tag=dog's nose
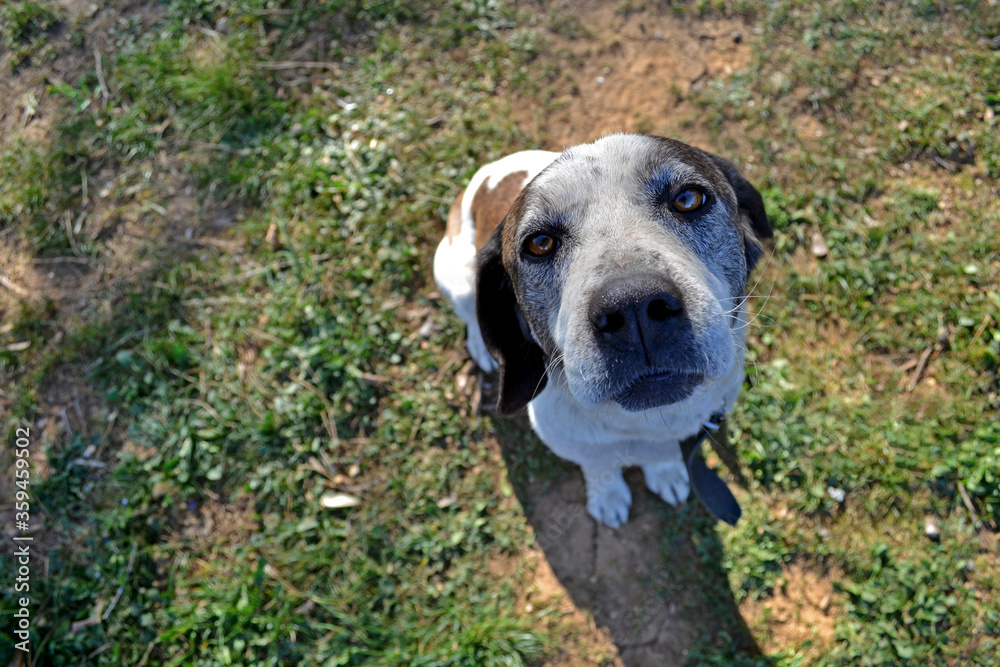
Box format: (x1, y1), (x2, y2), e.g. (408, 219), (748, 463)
(588, 275), (685, 352)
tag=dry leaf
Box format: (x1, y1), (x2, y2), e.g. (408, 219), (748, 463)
(265, 223), (279, 247)
(321, 492), (360, 509)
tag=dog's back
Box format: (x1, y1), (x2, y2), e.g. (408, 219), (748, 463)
(433, 150), (558, 371)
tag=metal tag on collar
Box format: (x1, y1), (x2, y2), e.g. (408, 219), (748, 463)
(681, 413), (741, 526)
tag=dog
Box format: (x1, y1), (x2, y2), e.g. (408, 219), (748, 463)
(433, 134), (771, 527)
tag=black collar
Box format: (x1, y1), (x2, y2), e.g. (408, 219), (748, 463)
(680, 413), (741, 525)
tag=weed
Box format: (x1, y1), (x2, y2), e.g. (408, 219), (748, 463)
(831, 543), (980, 664)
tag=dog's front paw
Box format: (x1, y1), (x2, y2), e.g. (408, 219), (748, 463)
(642, 460), (690, 506)
(584, 471), (632, 528)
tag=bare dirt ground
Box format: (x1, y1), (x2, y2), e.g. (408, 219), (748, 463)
(512, 0), (751, 152)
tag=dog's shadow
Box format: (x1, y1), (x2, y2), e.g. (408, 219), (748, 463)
(493, 414), (769, 666)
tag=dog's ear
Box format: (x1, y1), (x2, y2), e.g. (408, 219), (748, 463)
(476, 223), (548, 415)
(707, 154), (772, 273)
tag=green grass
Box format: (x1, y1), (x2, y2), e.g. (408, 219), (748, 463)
(688, 0), (1000, 662)
(0, 0), (60, 70)
(2, 2), (545, 664)
(1, 0), (998, 665)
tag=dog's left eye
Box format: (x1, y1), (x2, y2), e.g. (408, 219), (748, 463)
(524, 233), (560, 258)
(672, 187), (706, 213)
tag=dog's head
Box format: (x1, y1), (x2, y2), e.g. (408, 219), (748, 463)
(476, 134), (772, 415)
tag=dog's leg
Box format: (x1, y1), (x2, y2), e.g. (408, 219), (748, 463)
(451, 276), (497, 372)
(433, 239), (497, 372)
(642, 460), (690, 506)
(581, 465), (632, 528)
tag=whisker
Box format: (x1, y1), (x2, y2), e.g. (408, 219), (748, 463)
(738, 286), (776, 332)
(533, 350), (572, 399)
(723, 244), (778, 320)
(731, 279), (776, 332)
(722, 278), (775, 318)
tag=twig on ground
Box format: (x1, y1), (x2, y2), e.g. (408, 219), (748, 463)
(94, 48), (109, 106)
(219, 254), (331, 285)
(102, 543), (137, 621)
(957, 482), (980, 528)
(253, 61), (340, 70)
(0, 272), (29, 298)
(32, 256), (92, 265)
(61, 406), (73, 437)
(907, 327), (951, 392)
(971, 314), (993, 345)
(907, 346), (934, 392)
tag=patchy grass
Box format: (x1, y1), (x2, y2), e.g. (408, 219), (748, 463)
(0, 0), (61, 70)
(2, 1), (546, 664)
(687, 0), (1000, 663)
(0, 0), (998, 665)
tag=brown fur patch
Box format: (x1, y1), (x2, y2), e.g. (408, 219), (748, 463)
(499, 187), (531, 268)
(445, 188), (465, 245)
(472, 170), (529, 250)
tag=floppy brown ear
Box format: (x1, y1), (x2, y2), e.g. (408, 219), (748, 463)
(707, 154), (772, 273)
(475, 223), (548, 415)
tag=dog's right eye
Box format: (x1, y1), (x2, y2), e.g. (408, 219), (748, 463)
(672, 187), (706, 213)
(524, 233), (560, 258)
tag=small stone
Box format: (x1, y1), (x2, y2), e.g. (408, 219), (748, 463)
(436, 494), (457, 509)
(924, 515), (940, 541)
(811, 230), (829, 258)
(418, 318), (436, 338)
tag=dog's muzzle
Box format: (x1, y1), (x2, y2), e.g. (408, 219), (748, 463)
(588, 274), (703, 410)
(614, 369), (705, 411)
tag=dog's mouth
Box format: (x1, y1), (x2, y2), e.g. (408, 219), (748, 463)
(613, 369), (705, 411)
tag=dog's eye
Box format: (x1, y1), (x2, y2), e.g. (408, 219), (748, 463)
(524, 233), (560, 258)
(672, 187), (706, 213)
